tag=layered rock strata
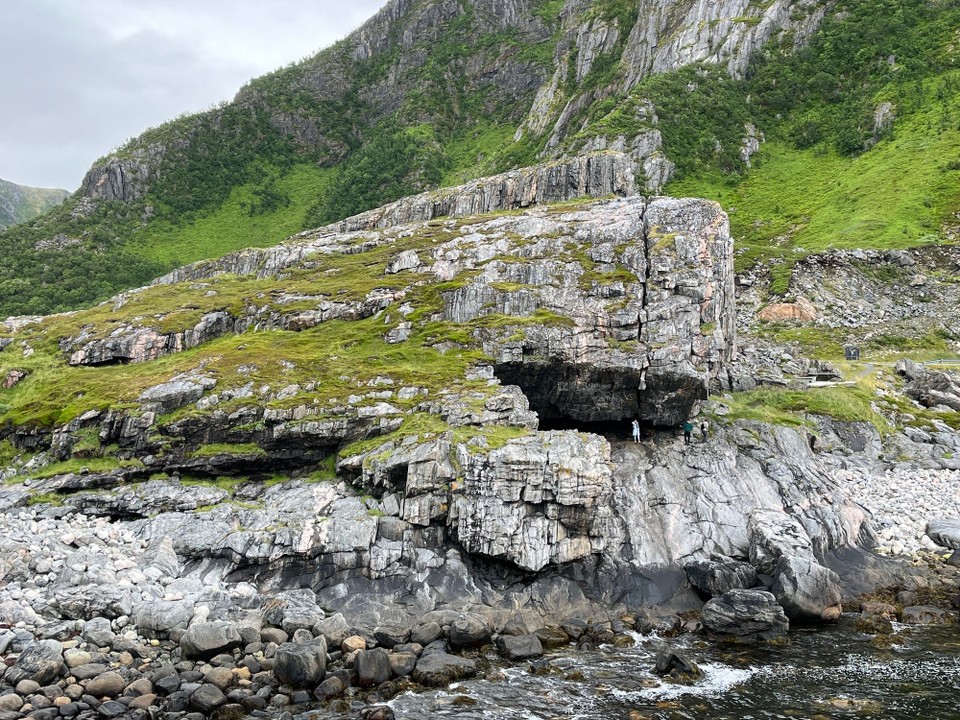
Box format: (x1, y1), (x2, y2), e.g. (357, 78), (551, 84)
(0, 190), (924, 719)
(58, 193), (733, 428)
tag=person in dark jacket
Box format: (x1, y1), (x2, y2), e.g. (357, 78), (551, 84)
(683, 419), (693, 445)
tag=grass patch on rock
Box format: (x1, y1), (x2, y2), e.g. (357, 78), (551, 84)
(724, 384), (890, 432)
(24, 457), (142, 481)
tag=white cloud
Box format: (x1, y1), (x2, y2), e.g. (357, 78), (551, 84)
(0, 0), (388, 190)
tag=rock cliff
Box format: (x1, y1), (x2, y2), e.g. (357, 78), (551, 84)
(79, 0), (828, 204)
(62, 188), (732, 427)
(3, 183), (942, 720)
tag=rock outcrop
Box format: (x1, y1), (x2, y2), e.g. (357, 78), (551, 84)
(62, 193), (733, 429)
(700, 589), (789, 643)
(79, 144), (167, 204)
(317, 152), (637, 235)
(0, 186), (927, 720)
(897, 360), (960, 412)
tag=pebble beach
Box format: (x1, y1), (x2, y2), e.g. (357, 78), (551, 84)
(835, 466), (960, 555)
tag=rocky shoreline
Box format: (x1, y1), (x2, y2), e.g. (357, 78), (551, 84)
(1, 185), (959, 718)
(1, 440), (959, 720)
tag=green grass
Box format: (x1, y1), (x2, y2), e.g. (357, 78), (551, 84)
(180, 476), (243, 491)
(671, 141), (958, 293)
(0, 440), (17, 466)
(136, 164), (335, 267)
(670, 76), (960, 294)
(724, 383), (890, 432)
(439, 123), (519, 187)
(26, 492), (64, 507)
(307, 455), (338, 482)
(339, 411), (531, 462)
(756, 324), (849, 360)
(865, 329), (954, 356)
(23, 457), (141, 481)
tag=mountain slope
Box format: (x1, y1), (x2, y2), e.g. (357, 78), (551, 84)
(0, 178), (69, 230)
(2, 0), (960, 318)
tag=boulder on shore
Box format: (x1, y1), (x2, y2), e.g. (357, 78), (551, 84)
(273, 638), (328, 688)
(179, 622), (243, 660)
(684, 556), (759, 597)
(926, 519), (960, 550)
(700, 589), (789, 643)
(495, 634), (544, 660)
(411, 653), (477, 686)
(772, 556), (843, 621)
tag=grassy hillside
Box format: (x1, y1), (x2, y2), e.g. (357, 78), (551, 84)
(2, 0), (960, 318)
(664, 0), (960, 294)
(0, 179), (69, 230)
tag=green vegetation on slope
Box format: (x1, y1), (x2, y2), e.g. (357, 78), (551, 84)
(662, 0), (960, 293)
(723, 383), (891, 433)
(0, 214), (587, 430)
(0, 179), (69, 230)
(138, 164), (334, 267)
(671, 114), (960, 293)
(4, 0), (960, 318)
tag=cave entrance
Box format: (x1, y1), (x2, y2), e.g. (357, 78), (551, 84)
(494, 360), (644, 439)
(495, 359), (705, 435)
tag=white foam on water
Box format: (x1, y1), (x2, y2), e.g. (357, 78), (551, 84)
(607, 662), (757, 702)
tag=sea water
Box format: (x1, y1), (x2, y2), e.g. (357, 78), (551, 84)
(369, 619), (960, 720)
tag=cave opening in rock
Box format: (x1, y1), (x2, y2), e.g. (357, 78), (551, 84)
(495, 358), (704, 435)
(494, 360), (645, 438)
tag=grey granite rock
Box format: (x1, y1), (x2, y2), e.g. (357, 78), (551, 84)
(411, 652), (477, 686)
(700, 589), (789, 643)
(926, 519), (960, 550)
(179, 622), (242, 660)
(495, 634), (543, 660)
(273, 638), (328, 688)
(684, 557), (758, 598)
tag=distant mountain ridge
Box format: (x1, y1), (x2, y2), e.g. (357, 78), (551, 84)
(2, 0), (959, 316)
(0, 178), (69, 230)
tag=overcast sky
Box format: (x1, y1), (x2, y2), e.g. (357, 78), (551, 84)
(0, 0), (389, 191)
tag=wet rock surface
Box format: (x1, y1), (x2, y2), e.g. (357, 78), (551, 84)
(700, 589), (790, 643)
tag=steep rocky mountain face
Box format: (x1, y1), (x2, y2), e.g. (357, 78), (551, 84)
(0, 0), (848, 317)
(0, 178), (69, 230)
(79, 0), (829, 207)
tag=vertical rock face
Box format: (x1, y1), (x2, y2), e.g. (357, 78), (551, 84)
(515, 0), (828, 188)
(641, 197), (735, 424)
(319, 152), (638, 234)
(450, 432), (614, 571)
(484, 195), (733, 427)
(621, 0), (829, 89)
(78, 141), (170, 203)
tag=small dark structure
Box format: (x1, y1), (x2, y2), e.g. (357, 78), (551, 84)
(844, 345), (861, 361)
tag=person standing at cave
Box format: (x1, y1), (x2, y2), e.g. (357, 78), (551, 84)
(683, 419), (693, 445)
(700, 418), (709, 442)
(631, 418), (640, 443)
